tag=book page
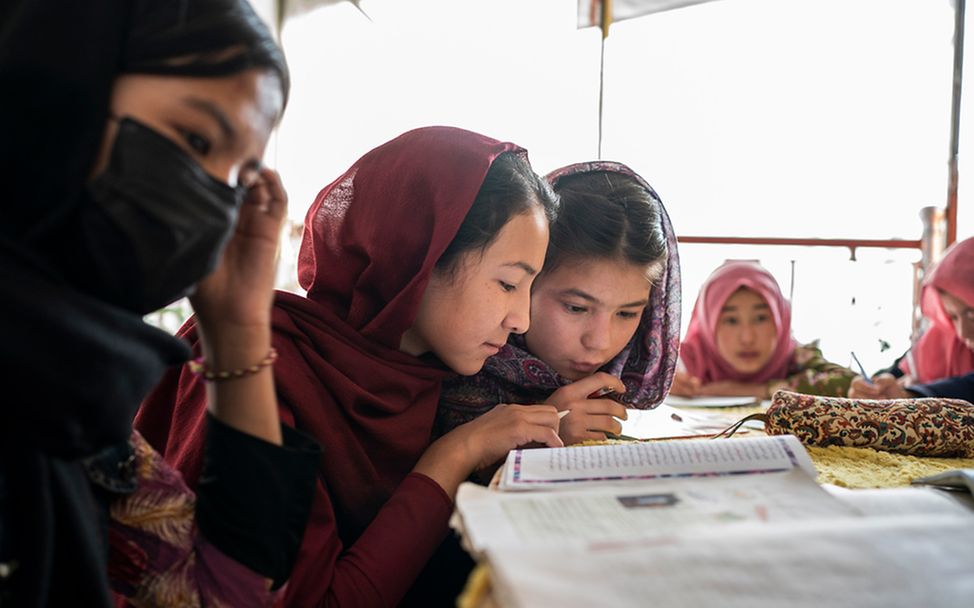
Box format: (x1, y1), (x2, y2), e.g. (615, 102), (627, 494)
(911, 468), (974, 495)
(486, 514), (974, 608)
(620, 404), (763, 439)
(664, 395), (759, 408)
(824, 484), (974, 517)
(456, 470), (856, 553)
(500, 435), (814, 491)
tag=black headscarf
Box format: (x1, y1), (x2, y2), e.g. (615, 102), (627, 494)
(0, 1), (287, 605)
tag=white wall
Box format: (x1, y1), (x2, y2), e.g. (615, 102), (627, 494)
(267, 0), (964, 372)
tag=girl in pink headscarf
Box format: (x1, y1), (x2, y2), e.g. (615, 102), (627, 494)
(671, 261), (856, 399)
(849, 237), (974, 401)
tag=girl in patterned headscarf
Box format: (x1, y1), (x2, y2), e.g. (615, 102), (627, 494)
(439, 161), (681, 445)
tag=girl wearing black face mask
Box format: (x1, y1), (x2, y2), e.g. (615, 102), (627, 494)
(0, 1), (320, 605)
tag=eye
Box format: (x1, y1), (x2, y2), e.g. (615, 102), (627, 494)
(499, 281), (517, 293)
(754, 313), (771, 324)
(563, 303), (587, 314)
(184, 131), (212, 156)
(617, 311), (640, 320)
(722, 317), (739, 326)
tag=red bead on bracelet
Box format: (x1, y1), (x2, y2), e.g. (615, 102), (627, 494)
(187, 347), (278, 382)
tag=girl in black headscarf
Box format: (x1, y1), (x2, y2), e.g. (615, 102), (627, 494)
(0, 1), (319, 605)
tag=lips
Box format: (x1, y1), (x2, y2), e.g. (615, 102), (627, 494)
(483, 342), (504, 354)
(736, 351), (760, 360)
(570, 361), (601, 374)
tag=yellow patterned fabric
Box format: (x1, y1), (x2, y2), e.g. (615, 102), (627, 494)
(808, 445), (974, 488)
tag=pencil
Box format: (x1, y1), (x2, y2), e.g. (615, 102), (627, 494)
(850, 351), (873, 385)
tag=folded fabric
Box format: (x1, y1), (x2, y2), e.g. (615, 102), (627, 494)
(764, 390), (974, 458)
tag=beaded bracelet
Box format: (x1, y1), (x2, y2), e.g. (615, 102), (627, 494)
(188, 347), (278, 382)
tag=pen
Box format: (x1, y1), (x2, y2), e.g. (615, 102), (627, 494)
(588, 386), (616, 399)
(850, 351), (873, 385)
(604, 432), (641, 441)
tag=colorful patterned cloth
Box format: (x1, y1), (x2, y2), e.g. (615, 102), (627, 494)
(109, 431), (278, 607)
(774, 340), (858, 398)
(765, 390), (974, 458)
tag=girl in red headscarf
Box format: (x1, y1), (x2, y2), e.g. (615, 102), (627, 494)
(849, 237), (974, 401)
(437, 161), (682, 447)
(136, 126), (564, 606)
(671, 261), (856, 399)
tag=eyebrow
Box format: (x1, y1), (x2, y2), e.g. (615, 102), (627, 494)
(183, 96), (237, 142)
(504, 262), (538, 276)
(560, 288), (648, 308)
(721, 302), (770, 313)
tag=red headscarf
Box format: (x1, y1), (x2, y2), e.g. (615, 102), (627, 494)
(135, 126), (523, 601)
(679, 260), (798, 384)
(901, 237), (974, 383)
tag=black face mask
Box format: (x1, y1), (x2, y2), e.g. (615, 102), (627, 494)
(84, 117), (245, 314)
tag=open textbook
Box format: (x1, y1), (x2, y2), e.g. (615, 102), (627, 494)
(453, 436), (974, 607)
(456, 436), (855, 555)
(484, 515), (974, 608)
(498, 434), (814, 490)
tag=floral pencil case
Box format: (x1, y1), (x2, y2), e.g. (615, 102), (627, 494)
(761, 390), (974, 458)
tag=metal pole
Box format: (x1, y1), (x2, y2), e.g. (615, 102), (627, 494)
(947, 0), (965, 246)
(597, 0), (613, 159)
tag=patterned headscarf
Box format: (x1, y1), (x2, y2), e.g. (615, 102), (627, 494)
(437, 161), (681, 434)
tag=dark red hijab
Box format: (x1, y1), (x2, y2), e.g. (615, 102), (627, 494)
(136, 126), (522, 576)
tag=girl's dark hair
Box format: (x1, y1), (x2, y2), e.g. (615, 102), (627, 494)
(436, 152), (559, 279)
(123, 0), (290, 107)
(547, 171), (667, 280)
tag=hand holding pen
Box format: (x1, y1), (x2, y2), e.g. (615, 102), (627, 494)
(546, 372), (628, 445)
(847, 352), (911, 399)
(850, 351), (874, 385)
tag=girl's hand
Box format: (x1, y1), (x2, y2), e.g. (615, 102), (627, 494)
(413, 404), (563, 498)
(547, 372), (628, 445)
(669, 371), (701, 397)
(187, 169), (288, 446)
(847, 373), (909, 399)
(191, 167), (287, 336)
(697, 380), (768, 400)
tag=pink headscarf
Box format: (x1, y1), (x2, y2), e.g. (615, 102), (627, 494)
(901, 237), (974, 383)
(679, 260), (798, 384)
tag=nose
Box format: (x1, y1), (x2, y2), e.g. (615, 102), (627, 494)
(581, 314), (612, 352)
(503, 290), (532, 335)
(739, 323), (756, 345)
